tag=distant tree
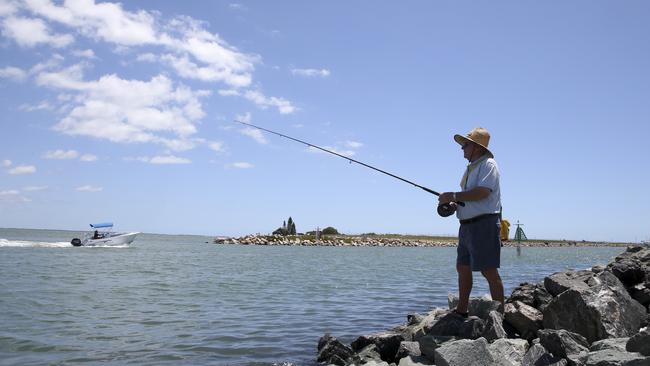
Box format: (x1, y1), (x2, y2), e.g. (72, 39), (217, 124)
(273, 227), (288, 236)
(322, 227), (339, 235)
(287, 217), (296, 235)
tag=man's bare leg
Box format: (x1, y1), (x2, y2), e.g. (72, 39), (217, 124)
(456, 263), (473, 314)
(481, 267), (504, 310)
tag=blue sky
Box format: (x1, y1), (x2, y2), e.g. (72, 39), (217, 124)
(1, 1), (649, 242)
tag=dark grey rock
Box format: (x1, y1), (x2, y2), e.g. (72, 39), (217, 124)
(592, 265), (606, 274)
(426, 312), (465, 337)
(586, 348), (650, 366)
(488, 338), (529, 366)
(509, 282), (554, 312)
(416, 335), (439, 362)
(608, 259), (646, 287)
(434, 337), (495, 366)
(317, 334), (354, 366)
(351, 332), (404, 363)
(538, 329), (589, 366)
(354, 343), (383, 364)
(522, 343), (567, 366)
(407, 313), (425, 326)
(482, 310), (508, 342)
(504, 300), (543, 340)
(458, 317), (486, 340)
(448, 294), (502, 319)
(590, 338), (629, 353)
(544, 270), (593, 296)
(543, 271), (646, 343)
(397, 355), (433, 366)
(627, 329), (650, 356)
(395, 341), (421, 360)
(630, 283), (650, 307)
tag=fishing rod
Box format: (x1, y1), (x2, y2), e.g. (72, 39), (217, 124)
(234, 120), (464, 213)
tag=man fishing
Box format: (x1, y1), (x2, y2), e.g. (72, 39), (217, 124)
(438, 127), (504, 317)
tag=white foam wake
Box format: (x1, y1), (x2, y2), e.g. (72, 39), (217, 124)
(0, 239), (129, 248)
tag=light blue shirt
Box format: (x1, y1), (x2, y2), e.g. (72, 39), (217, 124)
(456, 155), (501, 220)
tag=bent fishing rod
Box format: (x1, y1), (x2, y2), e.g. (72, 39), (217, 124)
(234, 120), (464, 209)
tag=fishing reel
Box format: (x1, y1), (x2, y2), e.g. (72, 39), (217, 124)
(437, 202), (457, 217)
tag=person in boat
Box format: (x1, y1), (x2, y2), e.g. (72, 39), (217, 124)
(93, 230), (100, 239)
(438, 127), (504, 317)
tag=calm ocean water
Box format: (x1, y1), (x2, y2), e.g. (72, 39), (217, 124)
(0, 228), (623, 365)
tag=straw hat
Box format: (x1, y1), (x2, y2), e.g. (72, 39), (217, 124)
(454, 127), (493, 158)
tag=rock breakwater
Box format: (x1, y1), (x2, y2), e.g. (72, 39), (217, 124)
(214, 234), (631, 248)
(317, 246), (650, 366)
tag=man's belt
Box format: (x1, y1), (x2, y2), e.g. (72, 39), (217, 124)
(459, 213), (499, 225)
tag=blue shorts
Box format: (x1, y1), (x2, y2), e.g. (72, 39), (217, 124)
(457, 214), (501, 271)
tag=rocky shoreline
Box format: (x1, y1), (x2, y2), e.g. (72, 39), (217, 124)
(214, 234), (633, 248)
(316, 246), (650, 366)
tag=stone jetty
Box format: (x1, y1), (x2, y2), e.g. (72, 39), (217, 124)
(214, 234), (631, 248)
(317, 246), (650, 366)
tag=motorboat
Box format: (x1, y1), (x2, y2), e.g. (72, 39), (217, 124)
(71, 222), (139, 247)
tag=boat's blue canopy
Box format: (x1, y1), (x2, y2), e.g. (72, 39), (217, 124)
(90, 222), (113, 229)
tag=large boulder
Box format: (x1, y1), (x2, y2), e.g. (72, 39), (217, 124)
(482, 310), (508, 342)
(488, 338), (530, 366)
(317, 334), (355, 366)
(434, 337), (496, 366)
(458, 317), (486, 340)
(509, 282), (554, 311)
(585, 349), (649, 366)
(626, 329), (650, 356)
(351, 332), (404, 363)
(426, 312), (465, 337)
(538, 329), (589, 366)
(395, 341), (422, 360)
(543, 271), (646, 343)
(448, 294), (501, 319)
(544, 270), (594, 296)
(521, 343), (567, 366)
(397, 355), (433, 366)
(504, 300), (543, 340)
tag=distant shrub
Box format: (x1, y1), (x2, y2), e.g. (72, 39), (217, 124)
(322, 227), (339, 235)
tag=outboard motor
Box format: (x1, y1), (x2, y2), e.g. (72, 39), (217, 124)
(71, 238), (82, 247)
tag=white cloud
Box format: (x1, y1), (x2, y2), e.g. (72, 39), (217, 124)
(291, 68), (330, 78)
(37, 66), (208, 150)
(209, 141), (225, 153)
(132, 155), (191, 164)
(8, 165), (36, 175)
(136, 52), (157, 62)
(19, 101), (54, 111)
(230, 162), (253, 169)
(240, 127), (268, 144)
(2, 159), (12, 167)
(76, 185), (103, 192)
(72, 49), (96, 58)
(43, 149), (79, 159)
(0, 66), (27, 81)
(0, 190), (31, 203)
(307, 146), (355, 157)
(0, 1), (18, 17)
(23, 185), (48, 191)
(79, 154), (97, 162)
(1, 16), (73, 48)
(229, 3), (247, 11)
(345, 140), (363, 149)
(243, 90), (296, 114)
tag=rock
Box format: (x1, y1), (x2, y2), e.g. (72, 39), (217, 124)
(592, 265), (606, 274)
(590, 338), (629, 353)
(317, 334), (355, 366)
(395, 341), (421, 360)
(407, 313), (425, 326)
(504, 300), (543, 340)
(608, 259), (646, 286)
(426, 312), (465, 337)
(508, 282), (553, 311)
(397, 355), (433, 366)
(351, 332), (404, 363)
(458, 317), (486, 340)
(630, 282), (650, 307)
(353, 343), (383, 364)
(544, 270), (593, 296)
(482, 310), (508, 342)
(358, 361), (390, 366)
(522, 343), (567, 366)
(488, 338), (530, 366)
(416, 335), (454, 362)
(434, 337), (496, 366)
(585, 348), (649, 366)
(448, 294), (502, 319)
(538, 329), (589, 366)
(627, 329), (650, 356)
(543, 271), (646, 343)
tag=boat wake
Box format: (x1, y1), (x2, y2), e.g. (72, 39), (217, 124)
(0, 239), (129, 248)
